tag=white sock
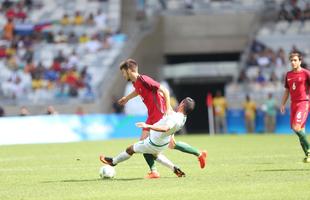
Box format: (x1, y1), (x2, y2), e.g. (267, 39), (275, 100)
(113, 151), (131, 165)
(155, 154), (174, 171)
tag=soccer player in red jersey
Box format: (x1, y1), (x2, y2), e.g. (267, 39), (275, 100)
(280, 52), (310, 163)
(104, 58), (207, 178)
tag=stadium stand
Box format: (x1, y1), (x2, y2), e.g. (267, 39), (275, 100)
(225, 0), (310, 108)
(0, 0), (125, 106)
(1, 0), (309, 116)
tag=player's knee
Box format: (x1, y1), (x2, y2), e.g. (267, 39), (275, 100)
(168, 139), (176, 149)
(126, 145), (135, 155)
(292, 124), (302, 132)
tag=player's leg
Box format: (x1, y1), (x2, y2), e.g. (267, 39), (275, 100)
(291, 102), (310, 162)
(221, 116), (227, 133)
(168, 135), (208, 168)
(141, 126), (159, 175)
(154, 154), (185, 177)
(100, 145), (135, 166)
(215, 116), (220, 133)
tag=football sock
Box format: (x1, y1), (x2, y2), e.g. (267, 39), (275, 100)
(174, 141), (200, 156)
(294, 130), (310, 156)
(143, 154), (157, 172)
(113, 151), (131, 165)
(155, 154), (174, 171)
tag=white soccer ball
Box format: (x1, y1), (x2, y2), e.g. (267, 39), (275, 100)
(99, 165), (116, 179)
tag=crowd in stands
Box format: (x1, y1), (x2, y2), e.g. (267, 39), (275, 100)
(237, 0), (310, 88)
(278, 0), (310, 22)
(0, 0), (125, 103)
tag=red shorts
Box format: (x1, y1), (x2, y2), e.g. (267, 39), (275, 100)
(143, 112), (164, 131)
(290, 101), (309, 128)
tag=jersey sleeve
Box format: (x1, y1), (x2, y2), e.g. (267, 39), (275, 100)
(140, 75), (160, 91)
(284, 73), (289, 89)
(305, 69), (310, 84)
(165, 115), (177, 129)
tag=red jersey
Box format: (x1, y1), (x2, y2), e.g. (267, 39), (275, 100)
(285, 68), (310, 103)
(133, 75), (166, 124)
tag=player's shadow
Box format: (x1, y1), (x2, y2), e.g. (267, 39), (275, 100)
(42, 177), (144, 183)
(256, 168), (310, 172)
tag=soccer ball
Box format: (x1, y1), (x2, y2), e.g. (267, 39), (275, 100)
(99, 165), (116, 179)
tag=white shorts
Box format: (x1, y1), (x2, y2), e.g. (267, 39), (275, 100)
(133, 137), (169, 155)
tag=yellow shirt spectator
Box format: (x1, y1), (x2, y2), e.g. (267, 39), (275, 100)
(32, 79), (43, 90)
(213, 96), (227, 117)
(243, 101), (256, 120)
(72, 11), (84, 25)
(60, 14), (70, 26)
(79, 34), (89, 43)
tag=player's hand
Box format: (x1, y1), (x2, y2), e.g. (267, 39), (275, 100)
(118, 96), (128, 105)
(280, 105), (285, 114)
(136, 122), (148, 128)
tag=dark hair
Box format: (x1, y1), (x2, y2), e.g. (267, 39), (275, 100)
(119, 58), (138, 70)
(289, 52), (302, 61)
(183, 97), (195, 115)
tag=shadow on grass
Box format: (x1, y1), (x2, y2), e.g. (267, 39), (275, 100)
(42, 176), (180, 184)
(256, 169), (310, 172)
(42, 177), (144, 183)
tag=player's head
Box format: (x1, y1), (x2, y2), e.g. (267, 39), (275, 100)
(119, 59), (138, 81)
(289, 52), (302, 70)
(178, 97), (195, 115)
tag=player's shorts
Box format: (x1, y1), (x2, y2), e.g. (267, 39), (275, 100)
(133, 137), (169, 154)
(290, 100), (309, 128)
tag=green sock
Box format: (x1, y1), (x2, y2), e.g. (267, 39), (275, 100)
(143, 154), (157, 171)
(174, 141), (200, 156)
(295, 130), (310, 156)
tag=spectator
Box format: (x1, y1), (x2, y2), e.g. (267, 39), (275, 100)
(2, 0), (13, 10)
(262, 93), (277, 133)
(46, 105), (58, 115)
(79, 33), (90, 43)
(55, 50), (66, 63)
(255, 70), (266, 85)
(75, 106), (85, 115)
(60, 14), (70, 26)
(15, 6), (27, 21)
(243, 95), (256, 133)
(184, 0), (194, 9)
(85, 13), (95, 26)
(212, 90), (228, 134)
(3, 18), (15, 41)
(94, 9), (107, 30)
(67, 32), (78, 44)
(304, 3), (310, 20)
(54, 31), (68, 43)
(237, 68), (250, 83)
(72, 11), (84, 25)
(84, 35), (102, 53)
(19, 106), (30, 116)
(112, 96), (124, 113)
(0, 106), (5, 117)
(5, 6), (15, 20)
(251, 39), (265, 53)
(275, 48), (286, 68)
(170, 95), (178, 110)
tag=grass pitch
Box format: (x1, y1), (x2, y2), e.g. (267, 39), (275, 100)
(1, 134), (310, 200)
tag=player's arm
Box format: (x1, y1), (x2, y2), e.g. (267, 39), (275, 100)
(136, 122), (170, 132)
(158, 85), (173, 113)
(280, 89), (289, 114)
(118, 90), (138, 105)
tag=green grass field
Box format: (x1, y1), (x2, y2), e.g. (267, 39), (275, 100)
(1, 134), (310, 200)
